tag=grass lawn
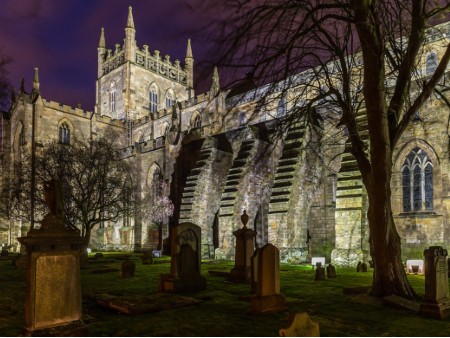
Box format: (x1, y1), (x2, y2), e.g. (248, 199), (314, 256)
(0, 252), (449, 336)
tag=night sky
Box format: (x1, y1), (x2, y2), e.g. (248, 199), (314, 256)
(0, 0), (218, 110)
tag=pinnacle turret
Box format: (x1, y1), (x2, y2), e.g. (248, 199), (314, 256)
(210, 66), (221, 97)
(32, 67), (40, 94)
(186, 38), (193, 60)
(185, 39), (194, 90)
(98, 27), (106, 49)
(126, 6), (135, 29)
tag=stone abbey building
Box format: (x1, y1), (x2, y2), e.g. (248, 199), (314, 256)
(1, 7), (450, 266)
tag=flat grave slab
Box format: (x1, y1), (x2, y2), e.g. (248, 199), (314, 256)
(89, 293), (202, 315)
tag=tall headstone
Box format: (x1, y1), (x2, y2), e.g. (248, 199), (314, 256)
(18, 180), (86, 335)
(159, 222), (206, 292)
(419, 246), (450, 319)
(230, 210), (256, 283)
(250, 243), (286, 314)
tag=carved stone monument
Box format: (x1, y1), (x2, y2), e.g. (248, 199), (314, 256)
(18, 180), (86, 335)
(419, 246), (450, 319)
(250, 243), (286, 314)
(230, 210), (256, 283)
(159, 222), (206, 292)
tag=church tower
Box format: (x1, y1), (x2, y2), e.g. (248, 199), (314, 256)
(95, 7), (193, 120)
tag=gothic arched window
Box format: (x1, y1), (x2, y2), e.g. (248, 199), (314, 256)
(59, 122), (70, 144)
(110, 82), (116, 113)
(425, 52), (438, 75)
(165, 90), (174, 108)
(402, 147), (433, 212)
(193, 114), (201, 129)
(149, 86), (158, 112)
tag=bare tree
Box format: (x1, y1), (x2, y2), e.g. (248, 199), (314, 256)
(201, 0), (450, 298)
(141, 179), (174, 250)
(10, 130), (136, 247)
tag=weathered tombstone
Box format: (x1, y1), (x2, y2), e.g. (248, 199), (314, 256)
(142, 251), (153, 265)
(314, 266), (326, 281)
(406, 259), (424, 274)
(279, 312), (320, 337)
(311, 257), (325, 269)
(94, 252), (104, 259)
(361, 262), (368, 272)
(419, 246), (450, 319)
(356, 261), (362, 272)
(159, 222), (206, 292)
(121, 260), (136, 278)
(327, 264), (337, 278)
(230, 210), (256, 283)
(250, 243), (286, 314)
(18, 180), (86, 335)
(152, 250), (162, 258)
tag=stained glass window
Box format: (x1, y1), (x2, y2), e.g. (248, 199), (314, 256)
(402, 147), (433, 212)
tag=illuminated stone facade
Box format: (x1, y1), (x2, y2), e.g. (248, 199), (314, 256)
(1, 8), (449, 265)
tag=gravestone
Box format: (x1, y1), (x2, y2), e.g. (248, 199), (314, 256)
(279, 312), (320, 337)
(18, 180), (86, 335)
(142, 251), (153, 265)
(121, 260), (136, 278)
(311, 257), (325, 269)
(361, 262), (368, 272)
(327, 264), (337, 278)
(314, 266), (325, 281)
(251, 247), (260, 293)
(160, 222), (206, 292)
(356, 261), (362, 272)
(250, 243), (286, 314)
(419, 246), (450, 319)
(94, 252), (104, 259)
(230, 210), (256, 283)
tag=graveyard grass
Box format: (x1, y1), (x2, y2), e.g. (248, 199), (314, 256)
(0, 253), (449, 336)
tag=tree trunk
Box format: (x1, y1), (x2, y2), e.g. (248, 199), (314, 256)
(366, 181), (417, 299)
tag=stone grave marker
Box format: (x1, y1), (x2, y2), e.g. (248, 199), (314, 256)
(142, 251), (153, 265)
(406, 259), (424, 274)
(327, 264), (337, 278)
(230, 210), (256, 283)
(121, 260), (136, 278)
(250, 243), (286, 314)
(311, 257), (325, 269)
(18, 180), (86, 335)
(279, 312), (320, 337)
(314, 265), (325, 281)
(419, 246), (450, 319)
(361, 262), (368, 272)
(94, 252), (104, 259)
(160, 222), (206, 292)
(356, 261), (362, 272)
